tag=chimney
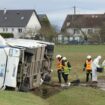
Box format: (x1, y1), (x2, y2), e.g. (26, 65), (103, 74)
(4, 8), (7, 14)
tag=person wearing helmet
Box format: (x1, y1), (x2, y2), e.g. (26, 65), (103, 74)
(62, 57), (71, 85)
(56, 54), (61, 59)
(56, 54), (63, 83)
(92, 55), (102, 83)
(83, 55), (92, 82)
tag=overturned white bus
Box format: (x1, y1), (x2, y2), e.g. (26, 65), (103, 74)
(0, 36), (54, 91)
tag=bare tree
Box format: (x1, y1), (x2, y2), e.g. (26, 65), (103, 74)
(88, 32), (101, 43)
(99, 23), (105, 43)
(21, 28), (40, 39)
(39, 25), (57, 42)
(88, 24), (105, 44)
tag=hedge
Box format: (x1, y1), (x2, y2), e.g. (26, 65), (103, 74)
(0, 33), (14, 38)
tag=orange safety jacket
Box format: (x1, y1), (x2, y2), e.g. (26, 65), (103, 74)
(56, 59), (62, 70)
(86, 60), (92, 71)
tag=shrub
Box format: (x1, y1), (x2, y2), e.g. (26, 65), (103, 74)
(0, 33), (14, 38)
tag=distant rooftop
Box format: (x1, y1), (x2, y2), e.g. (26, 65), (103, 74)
(61, 14), (105, 31)
(38, 14), (51, 27)
(0, 9), (37, 27)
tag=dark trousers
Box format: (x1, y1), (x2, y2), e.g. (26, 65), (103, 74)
(86, 70), (92, 82)
(62, 72), (68, 83)
(57, 70), (62, 83)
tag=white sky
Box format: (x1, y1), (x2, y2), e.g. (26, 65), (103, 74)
(0, 0), (105, 28)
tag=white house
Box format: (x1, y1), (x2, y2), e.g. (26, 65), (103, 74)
(0, 9), (41, 38)
(61, 14), (105, 43)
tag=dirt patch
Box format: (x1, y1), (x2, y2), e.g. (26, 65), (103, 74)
(32, 78), (105, 99)
(80, 78), (105, 90)
(33, 82), (63, 99)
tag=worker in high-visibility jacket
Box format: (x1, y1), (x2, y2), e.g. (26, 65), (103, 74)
(62, 57), (71, 85)
(83, 55), (92, 82)
(56, 54), (63, 83)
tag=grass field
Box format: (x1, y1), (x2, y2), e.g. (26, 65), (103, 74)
(52, 45), (105, 81)
(0, 91), (48, 105)
(0, 45), (105, 105)
(47, 87), (105, 105)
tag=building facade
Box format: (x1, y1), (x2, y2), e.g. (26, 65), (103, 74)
(0, 9), (41, 38)
(61, 14), (105, 44)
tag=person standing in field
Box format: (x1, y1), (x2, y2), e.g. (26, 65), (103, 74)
(56, 54), (63, 83)
(92, 56), (102, 83)
(62, 57), (71, 86)
(83, 55), (92, 82)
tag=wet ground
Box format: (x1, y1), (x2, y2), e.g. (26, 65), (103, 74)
(33, 78), (105, 98)
(97, 79), (105, 91)
(33, 82), (62, 98)
(80, 78), (105, 90)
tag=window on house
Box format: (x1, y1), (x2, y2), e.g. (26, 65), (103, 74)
(6, 28), (8, 32)
(88, 29), (93, 34)
(67, 22), (70, 27)
(18, 28), (22, 33)
(74, 29), (80, 34)
(12, 28), (14, 32)
(21, 17), (24, 20)
(3, 28), (5, 32)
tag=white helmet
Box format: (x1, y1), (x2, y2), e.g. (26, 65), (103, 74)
(87, 55), (92, 59)
(56, 54), (61, 59)
(62, 57), (67, 60)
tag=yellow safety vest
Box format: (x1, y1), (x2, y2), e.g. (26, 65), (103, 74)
(63, 62), (70, 74)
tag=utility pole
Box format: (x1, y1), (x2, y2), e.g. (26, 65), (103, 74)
(73, 6), (76, 15)
(72, 6), (76, 39)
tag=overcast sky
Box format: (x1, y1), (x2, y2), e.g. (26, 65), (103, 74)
(0, 0), (105, 28)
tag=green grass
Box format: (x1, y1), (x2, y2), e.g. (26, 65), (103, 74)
(0, 91), (48, 105)
(47, 87), (105, 105)
(1, 45), (105, 105)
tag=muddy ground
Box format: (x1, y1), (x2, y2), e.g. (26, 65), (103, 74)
(97, 78), (105, 91)
(33, 78), (105, 99)
(33, 82), (62, 98)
